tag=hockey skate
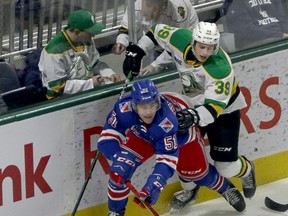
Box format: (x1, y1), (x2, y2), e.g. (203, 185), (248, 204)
(108, 209), (125, 216)
(221, 182), (246, 212)
(241, 157), (256, 198)
(170, 185), (200, 211)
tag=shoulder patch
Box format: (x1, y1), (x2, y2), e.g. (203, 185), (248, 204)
(159, 117), (174, 133)
(177, 6), (185, 19)
(119, 101), (132, 113)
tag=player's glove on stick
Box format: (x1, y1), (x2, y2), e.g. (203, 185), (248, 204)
(176, 108), (200, 134)
(139, 174), (167, 205)
(110, 151), (140, 186)
(123, 42), (146, 78)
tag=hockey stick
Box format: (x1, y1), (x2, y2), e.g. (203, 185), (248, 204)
(71, 73), (133, 215)
(126, 181), (159, 216)
(265, 196), (288, 212)
(118, 0), (137, 100)
(119, 72), (133, 99)
(71, 151), (101, 216)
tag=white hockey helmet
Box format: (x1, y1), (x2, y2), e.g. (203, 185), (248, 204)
(192, 21), (220, 54)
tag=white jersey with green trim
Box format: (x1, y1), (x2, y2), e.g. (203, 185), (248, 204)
(138, 24), (247, 127)
(39, 30), (115, 99)
(117, 0), (198, 47)
(117, 0), (198, 69)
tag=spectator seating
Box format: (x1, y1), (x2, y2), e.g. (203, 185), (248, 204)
(0, 62), (21, 93)
(0, 61), (47, 112)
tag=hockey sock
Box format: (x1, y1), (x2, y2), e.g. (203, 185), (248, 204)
(194, 164), (230, 194)
(108, 180), (129, 213)
(235, 155), (252, 178)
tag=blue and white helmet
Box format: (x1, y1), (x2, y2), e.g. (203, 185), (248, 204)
(131, 79), (161, 109)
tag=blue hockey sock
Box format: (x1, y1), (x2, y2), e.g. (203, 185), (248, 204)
(194, 164), (230, 194)
(108, 180), (129, 212)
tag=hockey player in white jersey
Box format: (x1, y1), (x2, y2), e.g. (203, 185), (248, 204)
(112, 0), (198, 73)
(122, 21), (257, 211)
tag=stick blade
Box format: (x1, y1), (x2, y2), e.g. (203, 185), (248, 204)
(265, 196), (288, 212)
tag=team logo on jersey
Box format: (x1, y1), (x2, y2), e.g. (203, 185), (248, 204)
(180, 71), (204, 95)
(177, 7), (185, 19)
(131, 125), (140, 136)
(119, 102), (132, 113)
(159, 118), (174, 133)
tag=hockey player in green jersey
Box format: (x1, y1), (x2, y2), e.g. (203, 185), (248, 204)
(122, 21), (256, 210)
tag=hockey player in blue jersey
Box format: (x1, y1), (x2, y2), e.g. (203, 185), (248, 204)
(98, 79), (246, 216)
(122, 21), (256, 211)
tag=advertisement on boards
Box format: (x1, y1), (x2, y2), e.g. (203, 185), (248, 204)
(0, 50), (287, 215)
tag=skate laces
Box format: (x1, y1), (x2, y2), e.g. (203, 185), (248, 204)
(242, 172), (254, 188)
(174, 186), (199, 202)
(242, 162), (255, 189)
(222, 187), (241, 205)
(174, 190), (194, 202)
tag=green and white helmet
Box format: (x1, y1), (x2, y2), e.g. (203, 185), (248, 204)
(192, 21), (220, 54)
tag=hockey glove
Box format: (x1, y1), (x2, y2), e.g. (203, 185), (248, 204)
(177, 108), (200, 134)
(139, 174), (167, 205)
(123, 42), (146, 79)
(110, 151), (140, 186)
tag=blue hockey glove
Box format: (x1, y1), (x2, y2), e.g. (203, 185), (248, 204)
(139, 174), (167, 205)
(109, 151), (140, 186)
(123, 42), (146, 79)
(176, 108), (200, 134)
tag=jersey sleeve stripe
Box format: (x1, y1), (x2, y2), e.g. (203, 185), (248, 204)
(163, 93), (189, 109)
(121, 145), (145, 162)
(156, 154), (178, 170)
(98, 129), (126, 144)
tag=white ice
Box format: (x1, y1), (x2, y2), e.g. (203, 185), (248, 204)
(162, 178), (288, 216)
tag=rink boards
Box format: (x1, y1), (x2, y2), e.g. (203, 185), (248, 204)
(0, 43), (288, 216)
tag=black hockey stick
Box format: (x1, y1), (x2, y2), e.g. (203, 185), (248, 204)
(126, 181), (159, 216)
(119, 72), (133, 99)
(265, 196), (288, 212)
(71, 151), (101, 216)
(71, 73), (133, 215)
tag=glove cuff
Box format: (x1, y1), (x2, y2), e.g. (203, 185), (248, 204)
(109, 171), (124, 186)
(127, 42), (146, 57)
(149, 174), (167, 191)
(188, 108), (200, 125)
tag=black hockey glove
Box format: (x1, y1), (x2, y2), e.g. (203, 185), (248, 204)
(123, 42), (146, 79)
(176, 108), (200, 134)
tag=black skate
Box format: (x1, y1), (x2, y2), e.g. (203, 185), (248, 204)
(170, 185), (200, 210)
(241, 157), (256, 198)
(221, 183), (246, 212)
(108, 209), (125, 216)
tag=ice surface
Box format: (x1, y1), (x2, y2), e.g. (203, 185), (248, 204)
(161, 178), (288, 216)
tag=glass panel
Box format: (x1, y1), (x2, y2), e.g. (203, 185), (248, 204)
(215, 0), (288, 52)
